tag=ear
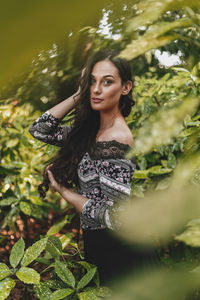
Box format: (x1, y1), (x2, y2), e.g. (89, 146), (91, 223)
(121, 80), (132, 95)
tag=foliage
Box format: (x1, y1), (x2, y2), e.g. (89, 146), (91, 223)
(0, 235), (110, 300)
(0, 0), (200, 299)
(0, 101), (71, 232)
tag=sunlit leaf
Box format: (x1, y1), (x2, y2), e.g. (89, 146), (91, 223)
(16, 267), (40, 284)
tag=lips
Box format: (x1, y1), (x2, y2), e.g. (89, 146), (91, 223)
(91, 97), (104, 103)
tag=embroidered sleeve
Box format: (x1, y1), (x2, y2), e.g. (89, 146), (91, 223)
(82, 158), (136, 230)
(29, 110), (71, 147)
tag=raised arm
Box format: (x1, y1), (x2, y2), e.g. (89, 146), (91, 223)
(29, 91), (80, 147)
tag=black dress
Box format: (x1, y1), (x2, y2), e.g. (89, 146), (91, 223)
(29, 110), (160, 284)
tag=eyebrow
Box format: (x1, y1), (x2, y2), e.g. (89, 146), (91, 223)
(91, 74), (115, 79)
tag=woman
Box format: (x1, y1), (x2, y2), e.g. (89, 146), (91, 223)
(29, 49), (157, 284)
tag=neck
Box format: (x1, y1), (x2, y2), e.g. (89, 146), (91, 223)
(99, 107), (122, 130)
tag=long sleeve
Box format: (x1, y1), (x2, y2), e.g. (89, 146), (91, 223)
(29, 110), (71, 147)
(82, 158), (136, 230)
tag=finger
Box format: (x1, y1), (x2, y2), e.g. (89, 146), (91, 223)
(47, 170), (55, 184)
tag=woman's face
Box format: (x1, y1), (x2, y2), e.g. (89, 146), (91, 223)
(90, 60), (126, 113)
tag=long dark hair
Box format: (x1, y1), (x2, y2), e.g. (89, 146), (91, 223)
(38, 48), (135, 198)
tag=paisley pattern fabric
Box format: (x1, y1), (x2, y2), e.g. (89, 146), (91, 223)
(29, 110), (136, 230)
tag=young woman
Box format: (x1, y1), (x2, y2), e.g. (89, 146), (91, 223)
(29, 49), (158, 284)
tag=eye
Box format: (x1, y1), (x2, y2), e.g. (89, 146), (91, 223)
(90, 77), (95, 85)
(103, 79), (112, 85)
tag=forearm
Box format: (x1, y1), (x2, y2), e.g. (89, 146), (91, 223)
(49, 91), (80, 119)
(60, 187), (88, 213)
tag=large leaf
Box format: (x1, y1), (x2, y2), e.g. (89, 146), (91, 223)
(51, 288), (74, 300)
(77, 267), (97, 291)
(0, 278), (15, 300)
(46, 236), (62, 258)
(0, 0), (111, 85)
(47, 217), (70, 236)
(9, 237), (25, 268)
(34, 283), (52, 300)
(96, 287), (112, 298)
(126, 0), (199, 33)
(78, 287), (99, 300)
(21, 237), (48, 267)
(20, 201), (31, 216)
(16, 267), (40, 284)
(0, 263), (11, 281)
(55, 260), (75, 288)
(175, 219), (200, 247)
(0, 197), (18, 206)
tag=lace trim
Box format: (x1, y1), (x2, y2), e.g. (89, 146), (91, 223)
(89, 140), (135, 161)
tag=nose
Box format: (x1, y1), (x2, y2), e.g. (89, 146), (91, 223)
(92, 82), (101, 94)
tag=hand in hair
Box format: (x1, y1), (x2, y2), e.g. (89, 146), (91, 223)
(47, 169), (64, 194)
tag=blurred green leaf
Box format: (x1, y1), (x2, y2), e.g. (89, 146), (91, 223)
(20, 201), (31, 216)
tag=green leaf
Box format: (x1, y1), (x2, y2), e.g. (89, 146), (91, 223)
(156, 178), (170, 191)
(30, 204), (43, 219)
(0, 197), (18, 206)
(96, 287), (112, 298)
(77, 267), (97, 291)
(175, 220), (200, 247)
(137, 156), (147, 170)
(167, 153), (176, 169)
(0, 278), (15, 300)
(10, 237), (25, 268)
(78, 288), (99, 300)
(16, 267), (40, 284)
(46, 236), (62, 258)
(55, 260), (75, 288)
(25, 181), (31, 195)
(131, 184), (145, 198)
(34, 283), (52, 300)
(20, 201), (31, 216)
(59, 233), (72, 249)
(51, 288), (74, 300)
(148, 166), (172, 176)
(181, 127), (199, 137)
(0, 263), (11, 281)
(78, 261), (95, 272)
(21, 237), (48, 266)
(41, 280), (64, 290)
(7, 138), (19, 148)
(13, 121), (23, 131)
(47, 217), (69, 236)
(78, 262), (100, 286)
(14, 184), (21, 199)
(133, 170), (149, 179)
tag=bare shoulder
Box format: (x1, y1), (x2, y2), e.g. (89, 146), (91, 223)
(108, 127), (134, 147)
